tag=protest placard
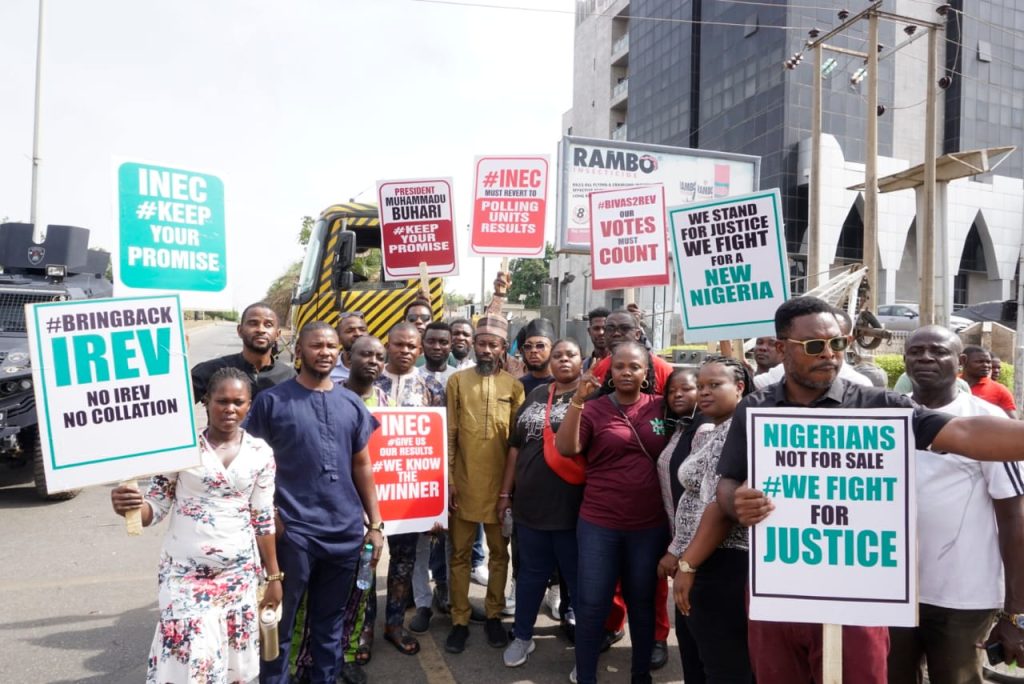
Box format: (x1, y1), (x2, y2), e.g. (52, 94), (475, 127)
(471, 155), (548, 257)
(367, 407), (447, 534)
(746, 407), (916, 627)
(668, 189), (789, 343)
(26, 295), (198, 493)
(116, 161), (230, 310)
(556, 137), (759, 252)
(588, 184), (669, 290)
(377, 178), (458, 280)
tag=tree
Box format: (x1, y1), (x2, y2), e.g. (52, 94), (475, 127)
(507, 243), (554, 309)
(298, 215), (314, 246)
(264, 260), (301, 324)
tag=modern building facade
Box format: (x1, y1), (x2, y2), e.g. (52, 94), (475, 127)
(557, 0), (1023, 345)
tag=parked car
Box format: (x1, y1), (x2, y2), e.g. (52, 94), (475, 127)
(876, 303), (973, 333)
(956, 299), (1018, 330)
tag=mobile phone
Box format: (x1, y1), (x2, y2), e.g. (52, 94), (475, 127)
(986, 642), (1006, 666)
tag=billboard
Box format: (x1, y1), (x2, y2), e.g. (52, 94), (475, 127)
(555, 136), (759, 253)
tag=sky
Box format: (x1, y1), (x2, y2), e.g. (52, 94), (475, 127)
(0, 0), (576, 310)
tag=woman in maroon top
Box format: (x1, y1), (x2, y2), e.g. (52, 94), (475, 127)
(557, 340), (671, 684)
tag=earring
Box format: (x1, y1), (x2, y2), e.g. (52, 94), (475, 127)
(641, 378), (650, 389)
(608, 378), (615, 388)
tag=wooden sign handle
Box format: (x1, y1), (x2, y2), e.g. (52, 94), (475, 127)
(822, 623), (842, 683)
(418, 262), (431, 302)
(122, 478), (143, 536)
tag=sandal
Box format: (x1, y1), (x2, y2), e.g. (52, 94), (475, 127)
(383, 626), (421, 656)
(355, 627), (373, 665)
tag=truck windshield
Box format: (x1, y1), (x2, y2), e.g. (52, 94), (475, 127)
(295, 218), (328, 302)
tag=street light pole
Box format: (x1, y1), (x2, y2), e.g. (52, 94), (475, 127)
(809, 42), (823, 290)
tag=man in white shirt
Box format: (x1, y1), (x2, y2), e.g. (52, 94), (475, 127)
(889, 326), (1024, 683)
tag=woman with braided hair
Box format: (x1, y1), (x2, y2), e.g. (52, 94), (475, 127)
(663, 355), (755, 682)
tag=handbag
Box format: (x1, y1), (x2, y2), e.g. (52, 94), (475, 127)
(542, 385), (586, 484)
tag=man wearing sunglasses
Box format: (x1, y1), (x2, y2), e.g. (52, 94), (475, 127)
(716, 295), (1024, 683)
(586, 309), (675, 394)
(404, 299), (433, 337)
(752, 308), (871, 390)
(518, 318), (556, 395)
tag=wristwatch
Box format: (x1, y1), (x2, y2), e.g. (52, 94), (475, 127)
(998, 611), (1024, 629)
(367, 520), (385, 532)
(678, 560), (698, 574)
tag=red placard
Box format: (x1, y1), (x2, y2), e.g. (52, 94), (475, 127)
(471, 155), (548, 257)
(588, 184), (670, 291)
(376, 178), (458, 280)
(367, 407), (447, 534)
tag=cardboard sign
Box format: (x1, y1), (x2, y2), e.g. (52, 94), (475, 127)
(588, 184), (669, 290)
(668, 189), (789, 343)
(377, 178), (458, 280)
(471, 155), (548, 257)
(746, 408), (917, 627)
(556, 136), (759, 252)
(26, 295), (198, 493)
(116, 161), (229, 309)
(367, 407), (448, 534)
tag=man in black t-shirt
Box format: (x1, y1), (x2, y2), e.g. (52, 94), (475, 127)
(190, 302), (295, 402)
(716, 296), (1024, 682)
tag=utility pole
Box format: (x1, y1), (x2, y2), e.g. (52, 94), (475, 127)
(808, 43), (823, 290)
(919, 26), (939, 325)
(30, 0), (46, 242)
(862, 10), (880, 312)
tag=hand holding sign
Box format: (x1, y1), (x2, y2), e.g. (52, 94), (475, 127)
(735, 482), (775, 527)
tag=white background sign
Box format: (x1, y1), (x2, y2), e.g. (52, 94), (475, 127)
(471, 155), (548, 257)
(747, 407), (917, 627)
(557, 136), (759, 252)
(27, 295), (199, 492)
(669, 189), (789, 343)
(588, 184), (669, 291)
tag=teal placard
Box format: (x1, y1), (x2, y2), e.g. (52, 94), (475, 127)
(118, 162), (226, 292)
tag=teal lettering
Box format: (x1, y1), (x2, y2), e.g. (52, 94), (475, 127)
(136, 327), (172, 377)
(110, 331), (141, 380)
(801, 527), (822, 565)
(51, 337), (72, 387)
(73, 334), (110, 385)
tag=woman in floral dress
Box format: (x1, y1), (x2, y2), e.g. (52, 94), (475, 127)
(111, 367), (281, 683)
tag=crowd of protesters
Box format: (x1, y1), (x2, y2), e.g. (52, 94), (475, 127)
(109, 288), (1024, 684)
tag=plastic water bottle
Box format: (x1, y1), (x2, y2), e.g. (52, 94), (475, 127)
(501, 508), (514, 538)
(355, 543), (375, 590)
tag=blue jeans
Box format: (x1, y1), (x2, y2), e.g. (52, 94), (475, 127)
(513, 523), (579, 641)
(575, 517), (668, 684)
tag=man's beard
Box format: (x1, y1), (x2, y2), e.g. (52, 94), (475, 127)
(524, 359), (548, 373)
(475, 359), (497, 375)
(451, 346), (469, 360)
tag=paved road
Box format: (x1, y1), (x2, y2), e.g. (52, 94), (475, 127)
(0, 322), (684, 683)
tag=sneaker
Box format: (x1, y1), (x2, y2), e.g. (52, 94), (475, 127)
(485, 617), (509, 648)
(569, 665), (578, 683)
(409, 606), (433, 634)
(502, 637), (535, 667)
(339, 662), (367, 684)
(469, 604), (487, 624)
(650, 639), (668, 670)
(544, 585), (561, 619)
(502, 579), (516, 616)
(600, 628), (625, 653)
(445, 624), (470, 654)
(470, 564), (489, 586)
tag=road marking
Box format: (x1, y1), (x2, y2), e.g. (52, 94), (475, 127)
(0, 573), (152, 592)
(417, 629), (457, 684)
